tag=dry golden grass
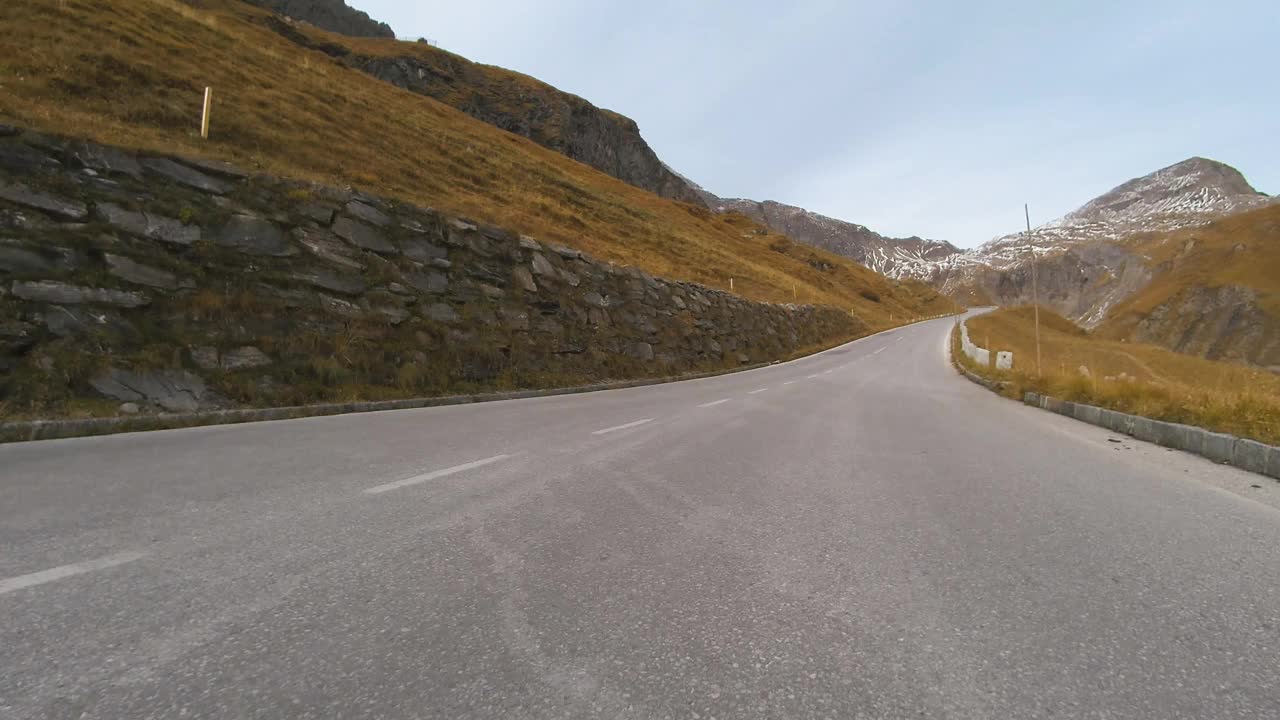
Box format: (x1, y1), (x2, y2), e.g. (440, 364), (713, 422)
(961, 306), (1280, 445)
(0, 0), (955, 327)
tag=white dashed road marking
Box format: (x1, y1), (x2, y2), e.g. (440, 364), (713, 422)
(783, 381), (796, 386)
(0, 551), (147, 596)
(808, 374), (821, 379)
(698, 399), (731, 408)
(748, 388), (769, 395)
(592, 418), (654, 436)
(364, 454), (511, 495)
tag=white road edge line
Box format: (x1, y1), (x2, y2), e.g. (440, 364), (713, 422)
(591, 418), (654, 436)
(698, 399), (731, 408)
(0, 551), (147, 596)
(748, 388), (769, 395)
(364, 454), (511, 495)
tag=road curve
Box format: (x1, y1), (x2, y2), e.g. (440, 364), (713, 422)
(2, 313), (1279, 719)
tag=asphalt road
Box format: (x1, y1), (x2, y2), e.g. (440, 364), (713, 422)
(3, 313), (1279, 719)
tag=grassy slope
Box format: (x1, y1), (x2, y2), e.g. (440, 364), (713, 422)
(961, 306), (1280, 445)
(1097, 203), (1280, 332)
(0, 0), (955, 327)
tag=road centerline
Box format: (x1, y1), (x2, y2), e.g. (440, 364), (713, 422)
(591, 418), (654, 436)
(748, 388), (769, 395)
(364, 454), (511, 495)
(0, 551), (147, 597)
(697, 399), (731, 408)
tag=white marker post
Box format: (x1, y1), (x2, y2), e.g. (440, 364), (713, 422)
(729, 278), (735, 292)
(200, 87), (213, 140)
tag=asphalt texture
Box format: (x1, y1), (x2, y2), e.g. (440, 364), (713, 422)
(3, 313), (1279, 719)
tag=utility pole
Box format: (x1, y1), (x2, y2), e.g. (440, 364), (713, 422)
(1025, 203), (1041, 377)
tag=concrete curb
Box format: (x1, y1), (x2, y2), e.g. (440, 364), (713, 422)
(947, 320), (1279, 482)
(1023, 392), (1280, 481)
(955, 361), (1008, 392)
(1, 313), (962, 445)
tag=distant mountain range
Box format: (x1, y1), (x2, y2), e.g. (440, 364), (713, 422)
(686, 156), (1279, 368)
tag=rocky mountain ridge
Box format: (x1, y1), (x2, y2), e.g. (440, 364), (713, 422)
(927, 157), (1276, 316)
(243, 0), (394, 38)
(710, 196), (961, 279)
(250, 6), (705, 206)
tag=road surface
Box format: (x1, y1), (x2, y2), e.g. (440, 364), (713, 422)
(3, 313), (1279, 719)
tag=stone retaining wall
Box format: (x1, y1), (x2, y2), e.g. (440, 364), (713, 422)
(0, 127), (864, 422)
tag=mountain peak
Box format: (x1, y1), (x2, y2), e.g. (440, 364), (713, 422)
(1060, 156), (1264, 228)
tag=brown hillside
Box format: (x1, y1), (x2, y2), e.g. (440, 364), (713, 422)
(0, 0), (955, 327)
(963, 307), (1280, 445)
(1097, 204), (1280, 367)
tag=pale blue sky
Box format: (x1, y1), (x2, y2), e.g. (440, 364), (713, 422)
(359, 0), (1276, 247)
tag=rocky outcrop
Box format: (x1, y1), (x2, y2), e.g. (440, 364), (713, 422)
(242, 0), (394, 38)
(934, 241), (1154, 328)
(708, 196), (960, 279)
(1122, 285), (1278, 367)
(0, 129), (862, 419)
(253, 15), (706, 206)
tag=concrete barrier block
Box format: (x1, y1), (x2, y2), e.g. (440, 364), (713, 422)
(1266, 446), (1280, 480)
(1234, 439), (1270, 475)
(1154, 422), (1193, 451)
(996, 351), (1013, 370)
(1115, 411), (1137, 435)
(1131, 417), (1161, 444)
(1074, 403), (1102, 426)
(1024, 392), (1040, 406)
(1197, 431), (1236, 465)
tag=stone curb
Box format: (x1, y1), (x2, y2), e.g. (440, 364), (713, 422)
(955, 362), (1007, 392)
(1, 313), (960, 445)
(0, 362), (779, 444)
(1023, 392), (1280, 481)
(947, 322), (1279, 482)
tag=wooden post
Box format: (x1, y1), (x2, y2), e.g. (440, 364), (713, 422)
(201, 87), (213, 140)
